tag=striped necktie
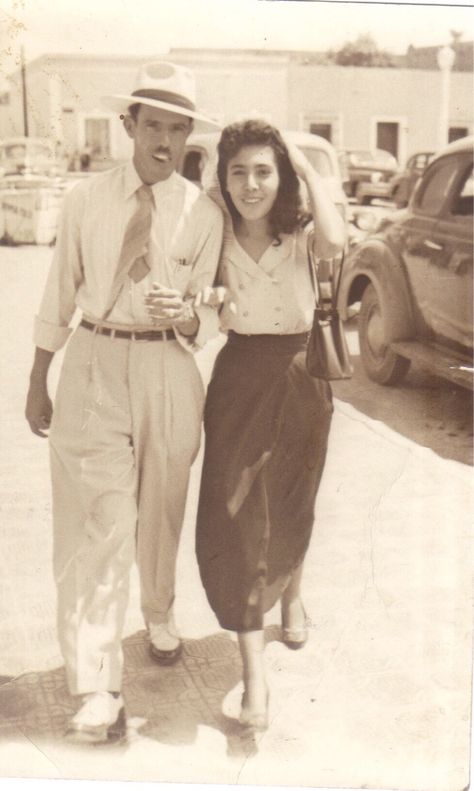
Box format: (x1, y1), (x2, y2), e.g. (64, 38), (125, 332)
(103, 183), (155, 318)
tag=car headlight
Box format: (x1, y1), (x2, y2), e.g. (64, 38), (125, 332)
(370, 171), (382, 183)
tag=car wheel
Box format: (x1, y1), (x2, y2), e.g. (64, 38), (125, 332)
(359, 284), (411, 385)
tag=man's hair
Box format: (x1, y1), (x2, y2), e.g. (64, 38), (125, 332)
(217, 119), (307, 240)
(126, 103), (193, 128)
(127, 103), (141, 121)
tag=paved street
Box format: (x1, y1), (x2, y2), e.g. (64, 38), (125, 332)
(0, 244), (472, 790)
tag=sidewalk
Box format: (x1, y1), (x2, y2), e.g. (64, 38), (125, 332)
(0, 249), (472, 790)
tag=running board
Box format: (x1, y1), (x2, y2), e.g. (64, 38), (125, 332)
(391, 340), (474, 390)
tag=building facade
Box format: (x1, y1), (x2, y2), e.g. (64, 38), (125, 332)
(2, 47), (473, 169)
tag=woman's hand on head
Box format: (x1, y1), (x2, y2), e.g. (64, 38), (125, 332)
(285, 141), (314, 181)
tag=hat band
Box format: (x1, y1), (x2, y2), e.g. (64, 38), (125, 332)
(131, 89), (195, 112)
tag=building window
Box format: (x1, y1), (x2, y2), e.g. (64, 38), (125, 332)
(448, 127), (469, 143)
(84, 117), (111, 159)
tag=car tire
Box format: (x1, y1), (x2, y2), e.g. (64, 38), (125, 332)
(359, 284), (411, 385)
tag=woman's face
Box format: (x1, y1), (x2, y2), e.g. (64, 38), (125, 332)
(225, 144), (280, 222)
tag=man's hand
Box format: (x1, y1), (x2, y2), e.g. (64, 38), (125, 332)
(145, 282), (199, 337)
(25, 380), (53, 438)
(26, 348), (55, 437)
(145, 283), (190, 323)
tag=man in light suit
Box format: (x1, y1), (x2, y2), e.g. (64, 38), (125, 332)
(25, 61), (223, 742)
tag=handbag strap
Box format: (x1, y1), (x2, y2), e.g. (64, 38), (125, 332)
(306, 229), (345, 311)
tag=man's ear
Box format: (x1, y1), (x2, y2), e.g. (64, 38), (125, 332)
(123, 115), (135, 140)
(186, 119), (194, 139)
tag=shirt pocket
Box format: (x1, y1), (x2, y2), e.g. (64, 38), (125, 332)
(169, 253), (193, 293)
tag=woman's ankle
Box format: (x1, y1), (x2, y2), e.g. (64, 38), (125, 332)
(242, 675), (268, 710)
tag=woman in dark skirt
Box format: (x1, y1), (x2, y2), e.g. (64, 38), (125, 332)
(196, 119), (346, 732)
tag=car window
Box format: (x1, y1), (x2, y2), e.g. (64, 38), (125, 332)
(300, 148), (332, 178)
(415, 157), (460, 217)
(414, 154), (428, 170)
(450, 164), (474, 219)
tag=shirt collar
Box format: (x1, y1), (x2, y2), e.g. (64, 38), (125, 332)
(123, 160), (181, 202)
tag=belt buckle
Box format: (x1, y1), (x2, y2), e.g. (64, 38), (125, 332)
(131, 330), (149, 342)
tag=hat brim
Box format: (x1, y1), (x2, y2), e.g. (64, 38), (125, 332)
(101, 94), (221, 130)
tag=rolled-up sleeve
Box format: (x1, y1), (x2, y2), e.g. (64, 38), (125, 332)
(34, 185), (85, 352)
(179, 200), (224, 352)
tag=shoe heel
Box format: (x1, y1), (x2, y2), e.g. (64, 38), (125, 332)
(281, 600), (308, 649)
(239, 690), (269, 734)
(106, 706), (127, 742)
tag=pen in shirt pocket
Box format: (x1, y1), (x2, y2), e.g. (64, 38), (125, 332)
(172, 257), (190, 275)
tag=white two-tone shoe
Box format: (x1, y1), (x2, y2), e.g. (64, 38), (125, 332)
(149, 617), (183, 665)
(66, 691), (126, 744)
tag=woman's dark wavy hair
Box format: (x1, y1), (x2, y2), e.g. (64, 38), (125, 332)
(217, 119), (307, 241)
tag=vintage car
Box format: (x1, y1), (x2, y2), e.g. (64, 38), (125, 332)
(390, 151), (435, 209)
(339, 149), (398, 205)
(179, 130), (348, 224)
(338, 136), (473, 389)
(0, 137), (66, 179)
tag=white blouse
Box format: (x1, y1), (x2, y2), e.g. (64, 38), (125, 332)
(219, 224), (315, 335)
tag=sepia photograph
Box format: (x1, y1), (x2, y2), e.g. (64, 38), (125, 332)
(0, 1), (472, 790)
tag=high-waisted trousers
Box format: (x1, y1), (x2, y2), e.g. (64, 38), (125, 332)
(49, 325), (204, 695)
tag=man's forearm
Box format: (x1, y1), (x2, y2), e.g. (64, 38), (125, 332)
(29, 347), (55, 384)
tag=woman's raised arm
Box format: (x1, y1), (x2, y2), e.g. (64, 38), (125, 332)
(287, 142), (346, 259)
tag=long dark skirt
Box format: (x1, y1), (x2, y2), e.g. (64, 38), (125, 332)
(196, 331), (333, 632)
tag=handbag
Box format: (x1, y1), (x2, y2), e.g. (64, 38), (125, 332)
(305, 234), (353, 381)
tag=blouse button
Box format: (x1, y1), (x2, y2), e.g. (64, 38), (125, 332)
(275, 306), (282, 312)
(239, 283), (244, 290)
(243, 311), (249, 317)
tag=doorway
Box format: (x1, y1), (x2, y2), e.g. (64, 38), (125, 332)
(309, 123), (332, 142)
(376, 122), (399, 159)
(448, 126), (469, 143)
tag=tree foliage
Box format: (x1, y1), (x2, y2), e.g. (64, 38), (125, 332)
(330, 34), (395, 67)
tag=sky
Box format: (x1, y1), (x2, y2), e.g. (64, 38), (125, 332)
(0, 0), (472, 76)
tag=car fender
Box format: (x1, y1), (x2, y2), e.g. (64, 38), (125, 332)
(338, 238), (416, 341)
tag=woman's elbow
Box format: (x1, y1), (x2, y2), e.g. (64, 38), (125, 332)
(318, 227), (347, 258)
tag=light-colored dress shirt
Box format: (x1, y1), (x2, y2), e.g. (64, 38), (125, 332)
(219, 223), (315, 335)
(34, 161), (224, 352)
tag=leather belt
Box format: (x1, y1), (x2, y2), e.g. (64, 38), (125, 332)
(80, 319), (175, 341)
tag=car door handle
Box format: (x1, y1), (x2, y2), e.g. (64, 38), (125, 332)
(423, 239), (443, 251)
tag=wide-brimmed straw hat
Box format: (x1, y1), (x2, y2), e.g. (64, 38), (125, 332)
(102, 61), (221, 130)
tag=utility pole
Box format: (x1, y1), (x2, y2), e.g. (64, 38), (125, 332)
(436, 46), (455, 150)
(21, 46), (29, 137)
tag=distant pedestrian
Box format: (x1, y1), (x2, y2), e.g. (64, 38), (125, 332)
(79, 144), (92, 171)
(25, 61), (223, 743)
(196, 119), (345, 733)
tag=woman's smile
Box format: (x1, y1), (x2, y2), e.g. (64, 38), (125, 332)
(226, 145), (280, 222)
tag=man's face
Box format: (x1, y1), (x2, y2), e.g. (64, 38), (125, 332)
(124, 104), (193, 184)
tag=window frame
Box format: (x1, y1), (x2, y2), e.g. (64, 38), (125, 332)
(412, 153), (468, 220)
